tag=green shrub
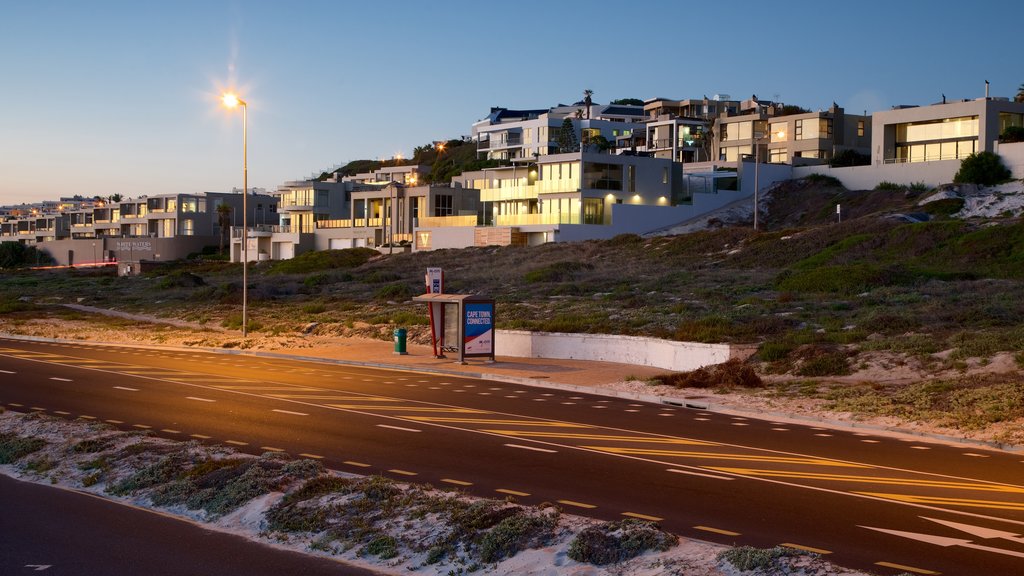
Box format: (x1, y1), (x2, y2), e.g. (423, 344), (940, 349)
(268, 248), (377, 275)
(375, 282), (413, 301)
(362, 535), (398, 559)
(797, 351), (850, 376)
(303, 273), (330, 288)
(718, 546), (796, 571)
(1000, 125), (1024, 143)
(478, 512), (557, 563)
(803, 174), (842, 187)
(758, 341), (795, 362)
(302, 302), (327, 314)
(919, 198), (965, 218)
(0, 433), (47, 464)
(954, 151), (1012, 186)
(524, 261), (593, 283)
(567, 519), (675, 565)
(874, 181), (902, 191)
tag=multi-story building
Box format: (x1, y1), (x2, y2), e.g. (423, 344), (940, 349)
(472, 104), (646, 161)
(872, 96), (1024, 164)
(715, 101), (870, 166)
(415, 151), (742, 249)
(0, 191), (276, 270)
(636, 96), (742, 163)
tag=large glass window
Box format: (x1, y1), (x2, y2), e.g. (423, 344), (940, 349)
(583, 198), (604, 224)
(895, 116), (978, 143)
(722, 121), (752, 142)
(582, 163), (623, 190)
(1000, 112), (1024, 133)
(796, 118), (833, 140)
(434, 195), (453, 217)
(769, 149), (788, 163)
(770, 122), (787, 142)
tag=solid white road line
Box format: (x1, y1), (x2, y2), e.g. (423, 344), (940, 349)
(185, 396), (216, 403)
(504, 444), (557, 454)
(272, 409), (309, 416)
(113, 386), (139, 392)
(667, 468), (735, 481)
(49, 377), (72, 382)
(376, 424), (422, 433)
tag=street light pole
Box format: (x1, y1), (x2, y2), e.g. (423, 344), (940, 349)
(222, 93), (249, 337)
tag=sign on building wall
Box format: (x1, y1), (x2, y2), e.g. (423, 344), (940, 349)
(463, 302), (494, 356)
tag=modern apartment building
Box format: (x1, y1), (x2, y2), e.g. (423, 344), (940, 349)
(472, 104), (646, 161)
(636, 96), (742, 163)
(416, 151), (698, 249)
(872, 97), (1024, 164)
(715, 102), (870, 166)
(0, 191), (276, 269)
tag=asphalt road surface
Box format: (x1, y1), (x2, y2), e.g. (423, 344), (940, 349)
(0, 474), (377, 575)
(2, 336), (1024, 575)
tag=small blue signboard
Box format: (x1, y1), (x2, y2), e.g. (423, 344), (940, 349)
(463, 302), (494, 356)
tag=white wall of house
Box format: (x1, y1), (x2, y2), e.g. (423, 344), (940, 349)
(555, 187), (753, 241)
(792, 160), (961, 190)
(421, 227), (476, 250)
(994, 141), (1024, 177)
(496, 330), (754, 372)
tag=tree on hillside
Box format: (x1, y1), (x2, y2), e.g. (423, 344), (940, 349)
(583, 89), (593, 119)
(557, 117), (579, 153)
(953, 151), (1012, 186)
(217, 203), (233, 255)
(830, 149), (870, 168)
(1016, 84), (1024, 103)
(610, 98), (644, 106)
(1001, 126), (1024, 143)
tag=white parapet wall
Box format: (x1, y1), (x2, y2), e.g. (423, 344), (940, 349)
(495, 330), (754, 372)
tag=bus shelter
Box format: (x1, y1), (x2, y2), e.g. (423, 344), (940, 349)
(412, 293), (495, 364)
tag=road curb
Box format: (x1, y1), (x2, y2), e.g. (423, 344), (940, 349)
(2, 332), (1020, 453)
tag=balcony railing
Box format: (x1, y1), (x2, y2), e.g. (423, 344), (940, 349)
(494, 212), (581, 226)
(479, 184), (539, 202)
(418, 215), (478, 228)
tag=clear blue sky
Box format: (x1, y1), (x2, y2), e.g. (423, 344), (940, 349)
(1, 0), (1020, 205)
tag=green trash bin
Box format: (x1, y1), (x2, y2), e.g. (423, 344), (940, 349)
(393, 328), (408, 355)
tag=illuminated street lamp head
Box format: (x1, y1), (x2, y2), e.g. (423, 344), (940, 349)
(221, 93), (246, 108)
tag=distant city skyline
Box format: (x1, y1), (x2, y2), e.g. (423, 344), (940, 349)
(2, 0), (1020, 205)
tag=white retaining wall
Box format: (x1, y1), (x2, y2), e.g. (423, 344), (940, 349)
(495, 329), (753, 372)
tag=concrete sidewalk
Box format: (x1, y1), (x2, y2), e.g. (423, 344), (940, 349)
(252, 337), (669, 389)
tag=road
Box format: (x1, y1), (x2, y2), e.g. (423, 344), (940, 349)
(0, 474), (376, 575)
(2, 336), (1023, 575)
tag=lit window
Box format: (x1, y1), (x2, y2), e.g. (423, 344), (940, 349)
(857, 120), (865, 137)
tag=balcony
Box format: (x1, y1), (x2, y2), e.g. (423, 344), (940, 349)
(494, 212), (581, 226)
(418, 215), (478, 228)
(478, 134), (522, 151)
(480, 184), (539, 202)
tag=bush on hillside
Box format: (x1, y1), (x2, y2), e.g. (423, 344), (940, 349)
(1000, 126), (1024, 143)
(802, 174), (842, 187)
(268, 248), (377, 275)
(0, 242), (52, 269)
(829, 149), (870, 167)
(954, 151), (1012, 186)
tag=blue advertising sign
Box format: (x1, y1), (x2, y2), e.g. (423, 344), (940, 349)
(463, 302), (494, 355)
